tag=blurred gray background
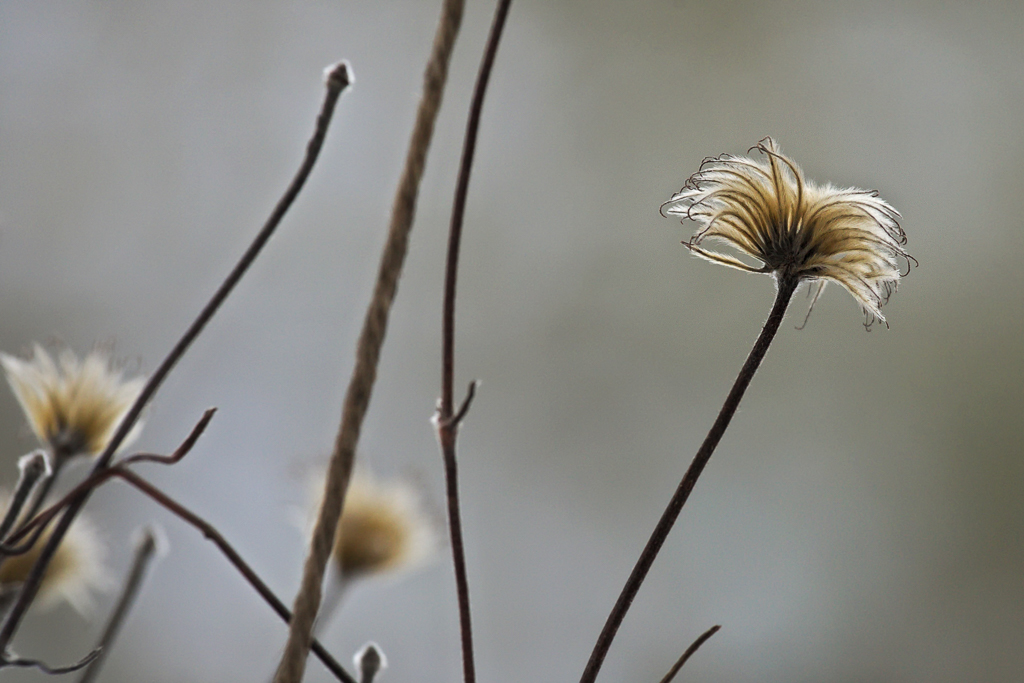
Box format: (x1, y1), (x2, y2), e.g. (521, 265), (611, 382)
(1, 1), (1022, 681)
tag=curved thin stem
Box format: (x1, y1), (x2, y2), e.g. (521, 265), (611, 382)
(77, 527), (160, 683)
(112, 470), (356, 683)
(440, 0), (513, 417)
(435, 2), (512, 683)
(656, 624), (721, 683)
(0, 429), (354, 681)
(2, 649), (100, 675)
(579, 275), (799, 683)
(1, 409), (216, 552)
(0, 63), (352, 652)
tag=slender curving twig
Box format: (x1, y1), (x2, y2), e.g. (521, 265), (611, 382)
(434, 2), (513, 682)
(0, 63), (353, 654)
(77, 527), (161, 683)
(0, 413), (355, 682)
(2, 649), (100, 676)
(579, 276), (799, 683)
(1, 408), (218, 552)
(120, 407), (218, 466)
(111, 469), (356, 683)
(272, 4), (465, 681)
(656, 625), (721, 683)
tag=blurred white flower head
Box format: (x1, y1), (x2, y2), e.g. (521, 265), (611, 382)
(0, 344), (146, 460)
(662, 137), (913, 327)
(0, 498), (110, 614)
(312, 469), (436, 580)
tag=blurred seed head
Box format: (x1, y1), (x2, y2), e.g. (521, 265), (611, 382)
(312, 469), (436, 580)
(662, 137), (913, 327)
(0, 344), (146, 460)
(0, 498), (110, 614)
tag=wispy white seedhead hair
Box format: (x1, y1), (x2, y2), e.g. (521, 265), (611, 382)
(0, 344), (146, 459)
(662, 137), (913, 327)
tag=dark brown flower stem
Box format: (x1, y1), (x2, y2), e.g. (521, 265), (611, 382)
(436, 2), (512, 683)
(0, 409), (216, 554)
(0, 415), (355, 682)
(3, 649), (99, 676)
(0, 63), (352, 656)
(656, 624), (721, 683)
(77, 527), (160, 683)
(440, 0), (512, 416)
(579, 275), (799, 683)
(111, 469), (356, 683)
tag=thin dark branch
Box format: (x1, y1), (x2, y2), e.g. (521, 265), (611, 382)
(579, 276), (799, 683)
(272, 5), (465, 683)
(104, 63), (351, 476)
(435, 3), (512, 683)
(0, 470), (117, 555)
(436, 439), (472, 680)
(0, 520), (50, 557)
(112, 469), (356, 683)
(0, 64), (352, 651)
(2, 648), (100, 675)
(2, 409), (217, 551)
(121, 407), (218, 466)
(656, 625), (721, 683)
(1, 432), (355, 681)
(0, 63), (352, 651)
(448, 380), (478, 428)
(440, 0), (512, 417)
(77, 527), (161, 683)
(17, 457), (66, 538)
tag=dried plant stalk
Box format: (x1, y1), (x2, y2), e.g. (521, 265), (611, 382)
(579, 276), (799, 683)
(77, 527), (160, 683)
(657, 625), (721, 683)
(0, 61), (352, 659)
(434, 1), (513, 682)
(272, 2), (465, 681)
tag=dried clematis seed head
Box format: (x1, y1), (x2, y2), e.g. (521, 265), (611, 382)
(0, 344), (146, 461)
(662, 137), (914, 327)
(332, 470), (436, 578)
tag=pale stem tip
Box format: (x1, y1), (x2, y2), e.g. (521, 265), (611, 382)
(354, 641), (386, 683)
(132, 523), (170, 560)
(323, 61), (354, 88)
(16, 450), (51, 480)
